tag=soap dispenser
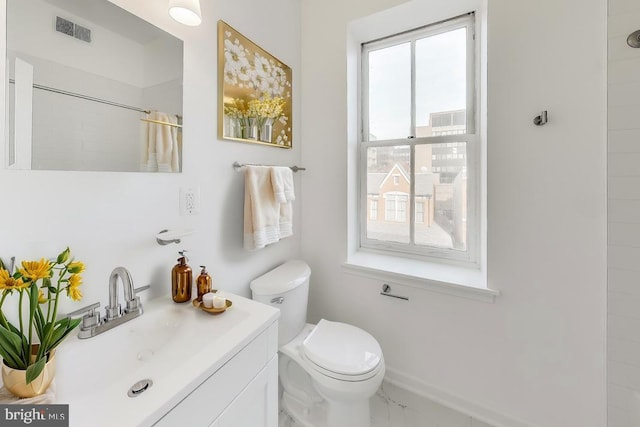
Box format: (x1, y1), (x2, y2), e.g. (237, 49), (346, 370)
(196, 265), (212, 302)
(172, 250), (192, 303)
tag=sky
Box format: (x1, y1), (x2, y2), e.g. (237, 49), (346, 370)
(367, 28), (467, 140)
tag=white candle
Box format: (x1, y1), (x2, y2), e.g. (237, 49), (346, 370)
(202, 292), (215, 308)
(213, 296), (226, 309)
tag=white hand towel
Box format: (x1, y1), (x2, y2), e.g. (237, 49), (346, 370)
(140, 112), (180, 173)
(244, 166), (280, 250)
(279, 200), (293, 239)
(270, 167), (295, 203)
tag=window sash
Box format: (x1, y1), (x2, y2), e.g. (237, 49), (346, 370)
(359, 135), (478, 264)
(361, 13), (476, 143)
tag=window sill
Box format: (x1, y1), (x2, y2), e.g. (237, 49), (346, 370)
(343, 251), (498, 303)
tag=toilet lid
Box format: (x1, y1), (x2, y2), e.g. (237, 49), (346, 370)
(302, 319), (382, 376)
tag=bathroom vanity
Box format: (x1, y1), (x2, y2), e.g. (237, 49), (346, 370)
(51, 292), (279, 427)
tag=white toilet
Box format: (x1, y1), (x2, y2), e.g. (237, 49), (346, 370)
(250, 260), (385, 427)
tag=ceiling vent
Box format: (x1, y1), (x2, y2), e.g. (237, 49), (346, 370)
(55, 16), (92, 43)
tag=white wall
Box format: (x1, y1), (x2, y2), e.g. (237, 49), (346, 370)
(300, 1), (607, 427)
(0, 0), (301, 315)
(607, 0), (640, 425)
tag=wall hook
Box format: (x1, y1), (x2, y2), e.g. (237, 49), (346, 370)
(627, 29), (640, 48)
(533, 110), (548, 126)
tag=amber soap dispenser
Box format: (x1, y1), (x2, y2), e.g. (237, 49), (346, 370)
(172, 250), (192, 303)
(196, 265), (212, 302)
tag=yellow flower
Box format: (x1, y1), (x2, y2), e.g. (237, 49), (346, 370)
(19, 259), (52, 281)
(67, 274), (83, 301)
(0, 269), (26, 291)
(38, 289), (47, 304)
(67, 261), (85, 274)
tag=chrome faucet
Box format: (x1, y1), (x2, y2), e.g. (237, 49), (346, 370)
(68, 267), (149, 339)
(106, 267), (137, 320)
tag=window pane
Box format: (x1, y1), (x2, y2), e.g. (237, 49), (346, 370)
(366, 146), (410, 243)
(367, 43), (411, 141)
(415, 28), (467, 137)
(415, 143), (467, 250)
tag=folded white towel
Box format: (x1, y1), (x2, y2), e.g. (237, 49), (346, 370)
(271, 167), (295, 203)
(244, 166), (281, 250)
(140, 112), (180, 173)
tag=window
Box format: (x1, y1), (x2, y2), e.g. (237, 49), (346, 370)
(370, 199), (378, 220)
(360, 13), (478, 265)
(415, 200), (425, 223)
(384, 193), (409, 222)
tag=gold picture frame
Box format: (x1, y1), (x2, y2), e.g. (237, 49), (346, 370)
(218, 20), (292, 148)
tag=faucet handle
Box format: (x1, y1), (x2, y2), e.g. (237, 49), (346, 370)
(125, 285), (150, 313)
(67, 302), (101, 329)
(134, 285), (151, 294)
(105, 303), (121, 321)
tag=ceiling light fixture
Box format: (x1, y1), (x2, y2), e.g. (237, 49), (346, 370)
(168, 0), (202, 27)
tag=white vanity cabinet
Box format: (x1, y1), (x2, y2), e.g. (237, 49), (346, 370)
(216, 356), (278, 427)
(154, 321), (278, 427)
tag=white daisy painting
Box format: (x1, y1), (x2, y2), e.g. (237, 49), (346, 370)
(218, 20), (293, 148)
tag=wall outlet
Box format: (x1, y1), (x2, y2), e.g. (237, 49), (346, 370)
(180, 187), (200, 215)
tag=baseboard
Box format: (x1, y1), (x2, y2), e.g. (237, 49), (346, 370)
(384, 366), (540, 427)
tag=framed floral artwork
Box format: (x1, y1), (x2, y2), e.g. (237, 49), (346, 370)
(218, 20), (292, 148)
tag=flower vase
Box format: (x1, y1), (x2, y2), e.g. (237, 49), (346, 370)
(260, 118), (275, 143)
(247, 118), (259, 140)
(228, 117), (239, 138)
(2, 346), (56, 398)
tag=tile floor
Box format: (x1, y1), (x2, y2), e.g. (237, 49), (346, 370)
(279, 380), (495, 427)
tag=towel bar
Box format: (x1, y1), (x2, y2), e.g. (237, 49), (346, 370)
(233, 161), (306, 172)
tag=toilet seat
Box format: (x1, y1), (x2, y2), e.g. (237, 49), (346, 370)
(302, 319), (382, 381)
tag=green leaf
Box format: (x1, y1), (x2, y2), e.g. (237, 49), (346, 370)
(25, 357), (46, 385)
(48, 318), (81, 351)
(34, 308), (45, 341)
(5, 321), (21, 337)
(0, 258), (5, 270)
(42, 277), (52, 288)
(0, 333), (23, 368)
(0, 328), (26, 369)
(47, 286), (58, 294)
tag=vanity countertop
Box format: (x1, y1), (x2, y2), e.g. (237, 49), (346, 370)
(10, 292), (279, 426)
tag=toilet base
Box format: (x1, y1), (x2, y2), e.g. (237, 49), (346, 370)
(282, 390), (326, 427)
(282, 390), (371, 427)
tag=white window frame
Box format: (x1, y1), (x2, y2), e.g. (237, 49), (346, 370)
(359, 13), (479, 266)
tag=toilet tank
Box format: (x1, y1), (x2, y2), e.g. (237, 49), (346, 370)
(250, 260), (311, 346)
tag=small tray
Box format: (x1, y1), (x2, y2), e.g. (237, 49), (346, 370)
(192, 298), (232, 314)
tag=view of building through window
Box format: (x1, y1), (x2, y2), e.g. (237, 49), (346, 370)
(362, 15), (473, 257)
(365, 111), (467, 250)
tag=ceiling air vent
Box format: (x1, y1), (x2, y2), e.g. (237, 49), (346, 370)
(55, 16), (92, 43)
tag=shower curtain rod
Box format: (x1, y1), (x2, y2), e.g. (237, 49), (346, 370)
(9, 78), (152, 114)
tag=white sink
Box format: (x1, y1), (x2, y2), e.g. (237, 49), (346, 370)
(50, 293), (278, 426)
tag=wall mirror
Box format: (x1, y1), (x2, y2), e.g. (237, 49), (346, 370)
(6, 0), (184, 172)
